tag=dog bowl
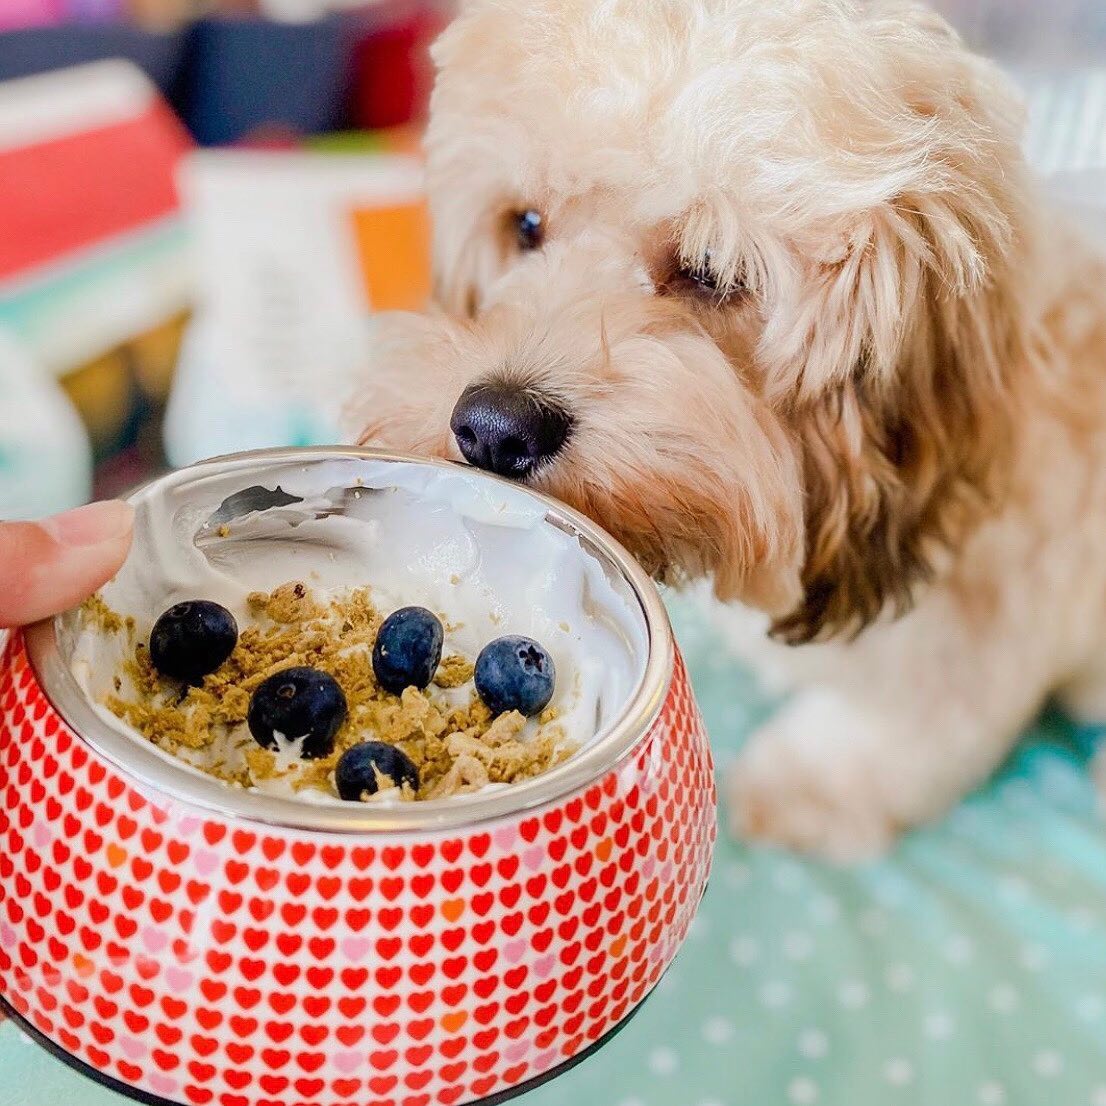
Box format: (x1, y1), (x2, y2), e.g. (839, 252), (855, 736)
(0, 448), (716, 1106)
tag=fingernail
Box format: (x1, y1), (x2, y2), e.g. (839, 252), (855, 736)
(41, 501), (134, 548)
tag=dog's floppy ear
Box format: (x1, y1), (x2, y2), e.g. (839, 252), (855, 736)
(769, 13), (1045, 644)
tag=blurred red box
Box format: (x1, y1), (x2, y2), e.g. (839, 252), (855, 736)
(349, 5), (449, 130)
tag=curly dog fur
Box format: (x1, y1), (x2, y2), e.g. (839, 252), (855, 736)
(347, 0), (1106, 860)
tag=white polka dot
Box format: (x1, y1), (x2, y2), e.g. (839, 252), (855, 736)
(787, 1077), (820, 1105)
(859, 908), (889, 937)
(798, 1028), (829, 1060)
(687, 914), (711, 940)
(943, 933), (974, 964)
(885, 963), (915, 992)
(1021, 943), (1050, 972)
(1069, 907), (1097, 934)
(810, 895), (840, 924)
(783, 930), (814, 961)
(1090, 1086), (1106, 1106)
(988, 985), (1019, 1014)
(838, 980), (870, 1010)
(648, 1047), (679, 1075)
(924, 1012), (955, 1040)
(723, 862), (750, 888)
(1032, 1050), (1063, 1078)
(884, 1058), (914, 1087)
(1078, 994), (1105, 1021)
(760, 979), (792, 1008)
(729, 935), (761, 967)
(978, 1081), (1006, 1105)
(702, 1016), (734, 1045)
(773, 860), (804, 892)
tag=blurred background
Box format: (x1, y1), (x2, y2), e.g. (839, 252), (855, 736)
(3, 5), (1106, 1106)
(0, 0), (1104, 519)
(0, 0), (446, 517)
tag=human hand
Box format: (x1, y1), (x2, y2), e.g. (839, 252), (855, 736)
(0, 501), (134, 629)
(0, 501), (132, 1026)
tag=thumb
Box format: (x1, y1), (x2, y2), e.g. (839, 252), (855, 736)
(0, 501), (134, 628)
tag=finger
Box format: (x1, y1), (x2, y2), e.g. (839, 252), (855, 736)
(0, 501), (134, 628)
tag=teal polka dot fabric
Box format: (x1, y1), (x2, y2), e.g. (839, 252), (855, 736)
(3, 593), (1106, 1106)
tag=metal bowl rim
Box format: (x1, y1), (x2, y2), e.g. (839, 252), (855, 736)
(24, 446), (675, 834)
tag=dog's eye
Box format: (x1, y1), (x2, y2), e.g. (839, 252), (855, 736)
(674, 252), (744, 301)
(514, 209), (545, 251)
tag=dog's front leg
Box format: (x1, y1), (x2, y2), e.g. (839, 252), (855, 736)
(722, 582), (1058, 862)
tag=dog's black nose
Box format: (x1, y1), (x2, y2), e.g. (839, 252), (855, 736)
(450, 382), (572, 479)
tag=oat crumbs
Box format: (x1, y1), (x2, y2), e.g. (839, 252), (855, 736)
(94, 582), (574, 801)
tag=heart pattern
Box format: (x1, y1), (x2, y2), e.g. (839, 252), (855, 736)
(0, 632), (714, 1106)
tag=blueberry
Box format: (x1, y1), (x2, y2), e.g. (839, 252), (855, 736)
(475, 635), (556, 716)
(149, 600), (238, 684)
(247, 667), (347, 760)
(372, 607), (444, 694)
(336, 741), (420, 800)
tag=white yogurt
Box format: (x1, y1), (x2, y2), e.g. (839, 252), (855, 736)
(63, 456), (649, 804)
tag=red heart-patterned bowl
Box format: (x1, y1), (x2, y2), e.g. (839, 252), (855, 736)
(0, 448), (716, 1106)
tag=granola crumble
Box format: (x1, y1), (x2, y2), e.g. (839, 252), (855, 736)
(86, 583), (573, 801)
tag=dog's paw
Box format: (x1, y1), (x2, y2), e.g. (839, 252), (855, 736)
(726, 688), (900, 863)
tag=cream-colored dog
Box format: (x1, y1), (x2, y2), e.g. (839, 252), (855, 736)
(346, 0), (1106, 860)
